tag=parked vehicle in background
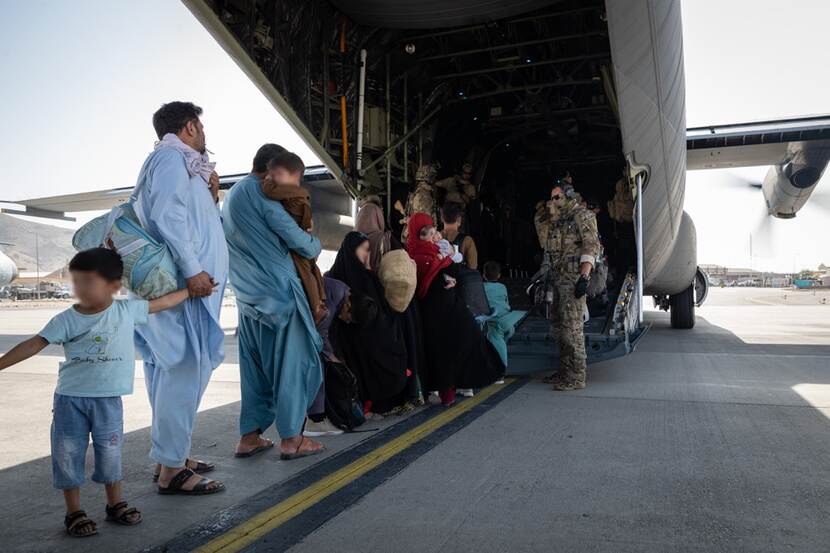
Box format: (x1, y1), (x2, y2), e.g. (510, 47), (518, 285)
(53, 286), (72, 299)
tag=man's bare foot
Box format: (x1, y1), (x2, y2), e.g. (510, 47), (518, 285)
(235, 432), (274, 457)
(157, 465), (223, 492)
(280, 435), (324, 456)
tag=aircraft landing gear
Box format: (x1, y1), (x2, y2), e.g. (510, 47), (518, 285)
(669, 284), (695, 329)
(653, 267), (709, 329)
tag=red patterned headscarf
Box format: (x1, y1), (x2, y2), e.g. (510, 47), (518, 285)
(406, 212), (452, 299)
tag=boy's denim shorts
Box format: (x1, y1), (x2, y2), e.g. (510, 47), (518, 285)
(51, 393), (123, 490)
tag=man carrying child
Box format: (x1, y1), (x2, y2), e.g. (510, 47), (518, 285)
(223, 144), (326, 460)
(260, 151), (327, 324)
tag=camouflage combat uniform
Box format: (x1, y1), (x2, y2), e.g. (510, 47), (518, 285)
(401, 164), (439, 240)
(535, 198), (600, 390)
(434, 167), (476, 207)
(409, 182), (437, 219)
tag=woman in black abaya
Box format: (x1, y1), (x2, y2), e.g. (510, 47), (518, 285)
(326, 232), (408, 414)
(406, 213), (504, 406)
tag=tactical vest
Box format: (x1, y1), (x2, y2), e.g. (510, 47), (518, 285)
(545, 214), (583, 276)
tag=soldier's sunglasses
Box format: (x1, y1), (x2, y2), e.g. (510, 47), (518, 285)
(551, 194), (563, 200)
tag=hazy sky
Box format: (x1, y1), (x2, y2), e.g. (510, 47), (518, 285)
(1, 0), (828, 272)
(681, 0), (830, 272)
(0, 0), (320, 204)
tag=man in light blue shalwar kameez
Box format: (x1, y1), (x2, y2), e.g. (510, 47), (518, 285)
(222, 146), (325, 459)
(131, 102), (228, 494)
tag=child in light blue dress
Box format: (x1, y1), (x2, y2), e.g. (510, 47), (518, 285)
(482, 261), (526, 369)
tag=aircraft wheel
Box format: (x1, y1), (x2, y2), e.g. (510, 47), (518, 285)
(670, 283), (695, 329)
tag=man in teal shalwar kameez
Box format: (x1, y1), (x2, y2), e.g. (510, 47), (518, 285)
(222, 146), (325, 458)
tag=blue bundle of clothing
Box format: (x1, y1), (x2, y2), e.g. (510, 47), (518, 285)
(72, 203), (178, 299)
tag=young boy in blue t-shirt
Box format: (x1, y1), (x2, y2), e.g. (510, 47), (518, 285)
(0, 248), (195, 538)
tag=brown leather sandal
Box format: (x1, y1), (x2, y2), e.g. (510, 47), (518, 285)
(105, 501), (142, 525)
(65, 510), (98, 537)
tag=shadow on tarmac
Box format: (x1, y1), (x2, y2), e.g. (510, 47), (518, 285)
(1, 312), (829, 552)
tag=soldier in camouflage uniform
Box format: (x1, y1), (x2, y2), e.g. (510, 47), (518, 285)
(534, 182), (600, 391)
(397, 163), (439, 241)
(434, 162), (476, 207)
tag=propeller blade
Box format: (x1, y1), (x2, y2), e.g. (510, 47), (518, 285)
(750, 201), (777, 258)
(716, 173), (763, 190)
(809, 187), (830, 210)
(806, 198), (830, 218)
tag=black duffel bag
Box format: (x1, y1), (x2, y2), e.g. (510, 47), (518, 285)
(323, 357), (366, 431)
(454, 265), (491, 317)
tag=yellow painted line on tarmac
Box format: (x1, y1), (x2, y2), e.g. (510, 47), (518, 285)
(194, 379), (515, 553)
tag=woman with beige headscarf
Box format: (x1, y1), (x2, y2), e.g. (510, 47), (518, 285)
(354, 198), (393, 271)
(354, 197), (424, 408)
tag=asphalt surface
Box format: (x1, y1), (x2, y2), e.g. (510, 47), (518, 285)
(0, 288), (828, 552)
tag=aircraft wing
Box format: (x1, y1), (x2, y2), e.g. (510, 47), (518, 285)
(1, 187), (136, 221)
(686, 114), (830, 170)
(686, 115), (830, 218)
(1, 167), (338, 220)
(0, 166), (353, 250)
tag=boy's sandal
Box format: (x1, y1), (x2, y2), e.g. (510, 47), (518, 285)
(105, 501), (142, 526)
(153, 458), (215, 481)
(158, 468), (226, 495)
(65, 510), (98, 538)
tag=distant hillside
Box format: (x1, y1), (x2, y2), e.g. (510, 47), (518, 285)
(0, 213), (76, 272)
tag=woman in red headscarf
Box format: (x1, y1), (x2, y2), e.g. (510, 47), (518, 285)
(406, 213), (504, 406)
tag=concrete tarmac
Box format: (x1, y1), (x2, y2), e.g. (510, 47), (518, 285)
(0, 288), (828, 552)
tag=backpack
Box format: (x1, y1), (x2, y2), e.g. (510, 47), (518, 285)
(454, 265), (492, 317)
(323, 358), (365, 431)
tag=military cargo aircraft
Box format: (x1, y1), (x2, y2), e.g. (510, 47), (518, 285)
(5, 0), (829, 370)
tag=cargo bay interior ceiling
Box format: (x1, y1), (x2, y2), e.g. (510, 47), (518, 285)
(203, 0), (626, 268)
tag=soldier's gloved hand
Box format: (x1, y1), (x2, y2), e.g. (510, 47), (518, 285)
(574, 275), (590, 299)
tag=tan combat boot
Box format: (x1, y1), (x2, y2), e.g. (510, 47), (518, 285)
(543, 371), (567, 385)
(553, 375), (586, 391)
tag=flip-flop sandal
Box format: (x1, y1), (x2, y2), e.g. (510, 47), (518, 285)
(280, 437), (326, 460)
(234, 439), (274, 458)
(105, 501), (142, 526)
(153, 458), (215, 481)
(158, 468), (226, 495)
(65, 510), (98, 538)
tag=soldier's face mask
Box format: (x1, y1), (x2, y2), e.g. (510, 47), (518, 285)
(546, 199), (560, 218)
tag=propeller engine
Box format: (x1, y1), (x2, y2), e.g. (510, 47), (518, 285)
(717, 167), (830, 261)
(760, 142), (830, 219)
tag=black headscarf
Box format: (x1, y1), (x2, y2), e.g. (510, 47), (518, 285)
(327, 231), (387, 309)
(327, 232), (408, 405)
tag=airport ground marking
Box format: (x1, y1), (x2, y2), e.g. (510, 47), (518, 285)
(193, 378), (516, 553)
